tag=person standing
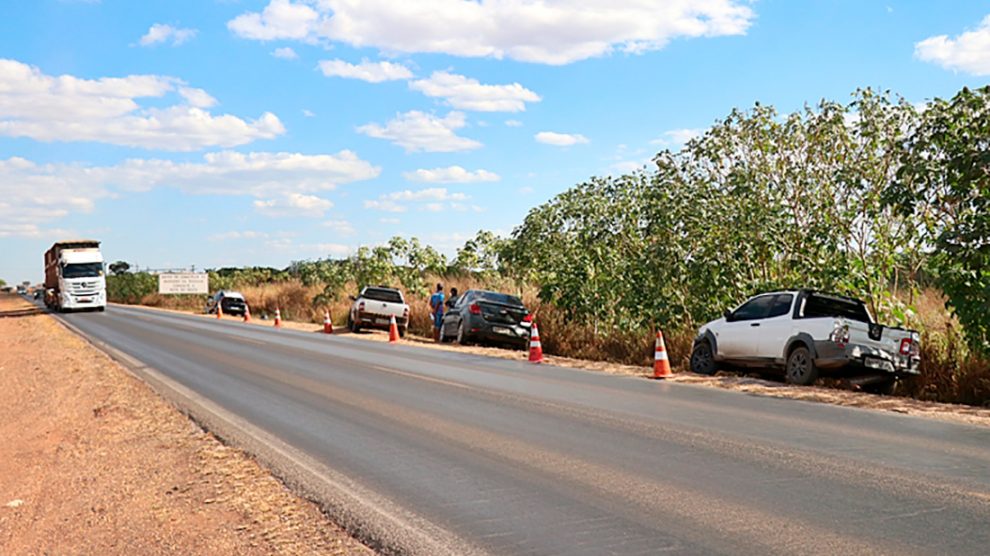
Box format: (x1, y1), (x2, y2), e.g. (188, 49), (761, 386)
(446, 287), (459, 310)
(429, 283), (445, 342)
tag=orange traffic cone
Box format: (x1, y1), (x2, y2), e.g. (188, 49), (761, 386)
(274, 308), (282, 328)
(243, 305), (251, 323)
(388, 315), (399, 343)
(653, 329), (672, 379)
(323, 311), (333, 334)
(528, 323), (543, 364)
(216, 301), (223, 319)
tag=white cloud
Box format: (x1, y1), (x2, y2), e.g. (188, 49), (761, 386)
(272, 46), (299, 59)
(403, 165), (499, 183)
(139, 23), (197, 47)
(364, 187), (469, 213)
(915, 15), (990, 75)
(227, 0), (322, 42)
(317, 59), (413, 82)
(0, 58), (284, 150)
(357, 110), (481, 152)
(535, 131), (589, 146)
(262, 238), (353, 257)
(210, 230), (271, 241)
(0, 151), (379, 236)
(302, 109), (316, 117)
(321, 219), (356, 235)
(650, 128), (702, 147)
(178, 87), (217, 108)
(379, 217), (400, 225)
(383, 188), (468, 202)
(363, 199), (407, 213)
(610, 160), (647, 173)
(505, 119), (523, 127)
(409, 71), (540, 112)
(254, 193), (333, 217)
(228, 0), (754, 65)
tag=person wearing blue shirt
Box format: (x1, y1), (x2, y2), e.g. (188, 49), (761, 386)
(429, 283), (445, 342)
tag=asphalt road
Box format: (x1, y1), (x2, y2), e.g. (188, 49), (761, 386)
(57, 304), (990, 555)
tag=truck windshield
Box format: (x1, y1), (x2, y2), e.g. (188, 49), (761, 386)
(801, 294), (871, 323)
(62, 263), (104, 279)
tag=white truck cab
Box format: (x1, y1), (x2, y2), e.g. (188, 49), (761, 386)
(44, 240), (107, 312)
(691, 290), (920, 391)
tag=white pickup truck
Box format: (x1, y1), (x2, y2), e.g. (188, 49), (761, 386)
(347, 286), (409, 337)
(690, 290), (920, 392)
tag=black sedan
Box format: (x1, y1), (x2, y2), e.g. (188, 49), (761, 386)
(204, 290), (248, 316)
(440, 290), (532, 349)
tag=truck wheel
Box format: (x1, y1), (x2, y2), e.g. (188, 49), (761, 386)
(690, 341), (717, 375)
(399, 326), (406, 338)
(786, 346), (819, 386)
(348, 314), (360, 333)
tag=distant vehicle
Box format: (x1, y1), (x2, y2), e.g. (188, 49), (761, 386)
(44, 240), (107, 312)
(204, 290), (248, 316)
(16, 285), (27, 295)
(440, 289), (532, 350)
(33, 290), (42, 300)
(690, 290), (920, 393)
(348, 286), (409, 336)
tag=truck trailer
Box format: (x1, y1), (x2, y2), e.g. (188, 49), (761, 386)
(44, 240), (107, 312)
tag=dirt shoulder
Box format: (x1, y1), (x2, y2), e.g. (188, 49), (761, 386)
(0, 294), (374, 556)
(128, 302), (990, 428)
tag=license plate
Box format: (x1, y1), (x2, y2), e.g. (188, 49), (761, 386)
(375, 318), (390, 325)
(78, 297), (92, 303)
(492, 326), (512, 336)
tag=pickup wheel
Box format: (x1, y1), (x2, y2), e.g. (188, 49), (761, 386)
(786, 346), (819, 386)
(348, 314), (361, 333)
(690, 341), (717, 375)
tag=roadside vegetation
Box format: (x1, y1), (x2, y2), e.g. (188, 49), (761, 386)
(108, 85), (990, 407)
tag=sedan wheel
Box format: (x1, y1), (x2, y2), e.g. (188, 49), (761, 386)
(457, 321), (470, 345)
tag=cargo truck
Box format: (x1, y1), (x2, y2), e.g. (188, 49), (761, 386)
(44, 240), (107, 312)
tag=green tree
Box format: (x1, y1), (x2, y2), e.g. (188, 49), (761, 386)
(892, 86), (990, 353)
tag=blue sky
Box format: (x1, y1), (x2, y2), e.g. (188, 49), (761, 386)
(1, 0), (989, 283)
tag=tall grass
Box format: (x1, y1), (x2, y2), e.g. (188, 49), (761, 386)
(122, 275), (989, 407)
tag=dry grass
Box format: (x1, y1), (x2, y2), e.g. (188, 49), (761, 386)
(135, 280), (990, 407)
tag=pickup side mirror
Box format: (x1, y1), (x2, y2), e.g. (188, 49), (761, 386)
(348, 295), (357, 301)
(723, 310), (733, 321)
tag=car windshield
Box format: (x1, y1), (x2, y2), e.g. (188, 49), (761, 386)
(477, 292), (523, 307)
(363, 288), (403, 303)
(801, 293), (871, 323)
(62, 262), (103, 279)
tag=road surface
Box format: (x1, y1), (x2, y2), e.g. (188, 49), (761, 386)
(55, 304), (990, 555)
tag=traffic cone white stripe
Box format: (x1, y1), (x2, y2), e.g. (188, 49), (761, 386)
(653, 329), (672, 379)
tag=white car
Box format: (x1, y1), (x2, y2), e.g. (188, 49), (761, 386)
(347, 286), (409, 336)
(690, 290), (920, 392)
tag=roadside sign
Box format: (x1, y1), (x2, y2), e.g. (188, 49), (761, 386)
(158, 272), (208, 294)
